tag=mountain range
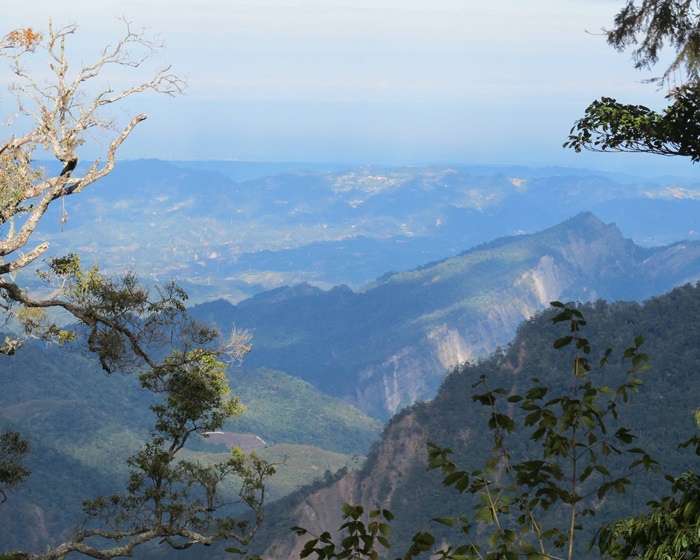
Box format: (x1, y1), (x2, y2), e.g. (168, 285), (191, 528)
(192, 212), (700, 418)
(256, 283), (700, 559)
(0, 342), (379, 551)
(33, 159), (700, 303)
(4, 159), (700, 556)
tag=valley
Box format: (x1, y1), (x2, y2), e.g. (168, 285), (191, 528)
(256, 284), (700, 558)
(3, 159), (700, 557)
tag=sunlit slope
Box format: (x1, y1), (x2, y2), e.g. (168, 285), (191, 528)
(193, 213), (700, 419)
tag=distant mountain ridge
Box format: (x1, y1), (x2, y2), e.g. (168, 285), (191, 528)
(33, 159), (700, 303)
(6, 158), (700, 557)
(6, 194), (700, 553)
(193, 212), (700, 418)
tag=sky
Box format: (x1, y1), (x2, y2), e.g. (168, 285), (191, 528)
(5, 1), (698, 175)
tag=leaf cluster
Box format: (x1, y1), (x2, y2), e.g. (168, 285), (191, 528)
(2, 322), (274, 559)
(293, 505), (396, 560)
(2, 260), (271, 559)
(0, 429), (30, 504)
(605, 0), (700, 86)
(596, 411), (700, 559)
(564, 86), (700, 161)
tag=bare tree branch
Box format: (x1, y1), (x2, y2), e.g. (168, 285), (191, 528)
(0, 18), (186, 351)
(0, 21), (274, 560)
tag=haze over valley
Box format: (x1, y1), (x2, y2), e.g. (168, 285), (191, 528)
(4, 158), (700, 555)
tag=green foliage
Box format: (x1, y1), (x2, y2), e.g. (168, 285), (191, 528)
(0, 338), (370, 551)
(597, 471), (700, 559)
(292, 302), (660, 560)
(0, 428), (29, 504)
(254, 444), (363, 501)
(596, 413), (700, 559)
(0, 18), (277, 560)
(293, 505), (394, 560)
(567, 1), (700, 162)
(422, 302), (656, 560)
(564, 4), (700, 549)
(1, 255), (275, 558)
(228, 368), (381, 455)
(19, 327), (277, 559)
(141, 349), (243, 442)
(564, 86), (700, 161)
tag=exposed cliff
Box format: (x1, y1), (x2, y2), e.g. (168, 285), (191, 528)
(194, 213), (700, 419)
(259, 284), (700, 558)
(263, 412), (430, 559)
(335, 214), (700, 417)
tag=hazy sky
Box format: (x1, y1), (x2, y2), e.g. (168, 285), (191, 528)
(5, 1), (696, 174)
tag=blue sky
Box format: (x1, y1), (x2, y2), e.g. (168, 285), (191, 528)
(7, 1), (697, 175)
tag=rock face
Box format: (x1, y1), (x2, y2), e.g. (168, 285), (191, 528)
(261, 284), (700, 559)
(332, 215), (700, 417)
(194, 213), (700, 419)
(263, 412), (430, 559)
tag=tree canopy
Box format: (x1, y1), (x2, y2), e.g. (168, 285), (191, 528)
(564, 3), (700, 557)
(565, 0), (700, 161)
(292, 302), (660, 560)
(0, 21), (274, 560)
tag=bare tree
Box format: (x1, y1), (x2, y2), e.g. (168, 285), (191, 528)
(0, 19), (184, 350)
(0, 21), (275, 559)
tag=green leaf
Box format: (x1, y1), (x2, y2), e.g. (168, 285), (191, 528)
(432, 516), (455, 527)
(487, 529), (500, 547)
(503, 529), (518, 543)
(553, 335), (573, 349)
(300, 539), (319, 558)
(443, 471), (467, 488)
(411, 531), (435, 551)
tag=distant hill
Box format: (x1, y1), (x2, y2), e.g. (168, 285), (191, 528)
(256, 283), (700, 559)
(33, 159), (700, 303)
(192, 212), (700, 418)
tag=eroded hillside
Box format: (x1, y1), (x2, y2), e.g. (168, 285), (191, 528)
(258, 284), (700, 558)
(193, 213), (700, 418)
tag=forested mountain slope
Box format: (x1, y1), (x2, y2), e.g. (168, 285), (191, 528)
(258, 283), (700, 559)
(0, 342), (379, 552)
(193, 212), (700, 418)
